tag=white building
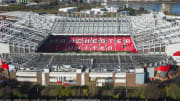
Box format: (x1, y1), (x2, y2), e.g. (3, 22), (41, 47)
(106, 6), (119, 13)
(80, 10), (95, 15)
(80, 8), (106, 15)
(90, 8), (106, 15)
(59, 7), (78, 13)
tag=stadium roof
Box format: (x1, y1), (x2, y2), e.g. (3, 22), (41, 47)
(51, 14), (132, 36)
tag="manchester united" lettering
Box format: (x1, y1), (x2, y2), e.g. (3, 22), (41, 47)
(59, 38), (130, 44)
(50, 36), (136, 52)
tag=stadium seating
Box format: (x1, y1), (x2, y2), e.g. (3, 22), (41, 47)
(38, 36), (137, 53)
(1, 53), (170, 72)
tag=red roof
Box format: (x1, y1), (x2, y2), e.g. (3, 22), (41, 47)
(57, 81), (61, 84)
(173, 51), (180, 56)
(1, 59), (9, 70)
(155, 64), (171, 72)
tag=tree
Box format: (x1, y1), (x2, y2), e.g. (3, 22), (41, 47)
(167, 84), (180, 100)
(0, 86), (11, 99)
(33, 0), (40, 3)
(41, 88), (50, 97)
(143, 85), (162, 100)
(139, 7), (145, 11)
(49, 88), (58, 97)
(88, 86), (99, 98)
(101, 89), (113, 99)
(82, 89), (88, 97)
(13, 88), (22, 98)
(12, 88), (24, 101)
(7, 79), (19, 88)
(49, 88), (59, 101)
(0, 68), (4, 73)
(70, 89), (77, 97)
(60, 88), (71, 98)
(50, 0), (58, 6)
(126, 87), (144, 98)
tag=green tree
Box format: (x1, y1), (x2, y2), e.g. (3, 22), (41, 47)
(50, 0), (58, 6)
(13, 88), (22, 97)
(143, 85), (162, 100)
(0, 68), (4, 73)
(7, 79), (19, 88)
(126, 87), (144, 98)
(33, 0), (40, 3)
(82, 89), (88, 97)
(70, 89), (77, 97)
(88, 86), (99, 97)
(167, 84), (180, 100)
(49, 88), (58, 97)
(101, 89), (113, 98)
(139, 7), (145, 11)
(61, 88), (71, 98)
(41, 87), (50, 97)
(0, 86), (11, 98)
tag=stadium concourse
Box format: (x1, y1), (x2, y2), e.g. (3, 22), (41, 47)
(0, 12), (179, 86)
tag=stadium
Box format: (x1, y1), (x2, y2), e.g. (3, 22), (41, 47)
(0, 12), (179, 86)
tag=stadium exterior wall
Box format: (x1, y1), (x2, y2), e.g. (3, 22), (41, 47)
(9, 71), (144, 87)
(9, 45), (36, 54)
(135, 73), (145, 84)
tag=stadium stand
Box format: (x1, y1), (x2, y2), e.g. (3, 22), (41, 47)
(51, 13), (131, 35)
(1, 12), (179, 54)
(1, 12), (179, 86)
(37, 35), (137, 52)
(0, 12), (55, 54)
(131, 12), (180, 54)
(1, 53), (170, 72)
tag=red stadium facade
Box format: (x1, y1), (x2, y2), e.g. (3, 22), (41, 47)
(38, 36), (137, 53)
